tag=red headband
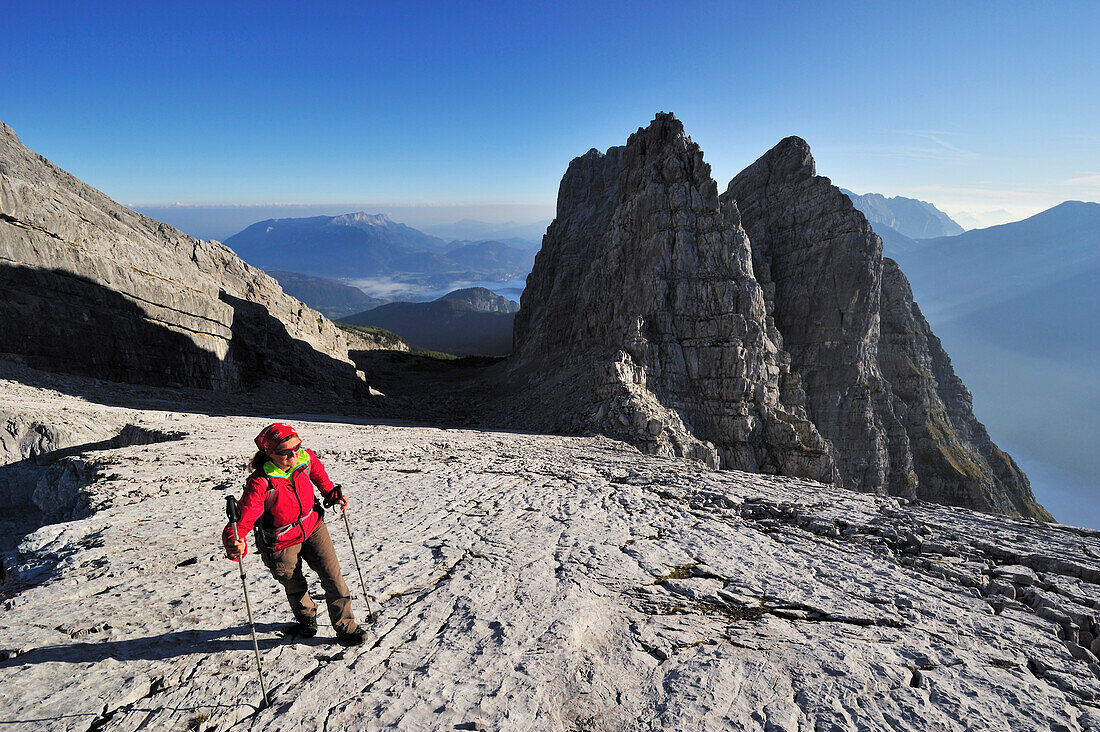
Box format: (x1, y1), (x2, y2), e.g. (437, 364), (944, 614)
(255, 423), (299, 453)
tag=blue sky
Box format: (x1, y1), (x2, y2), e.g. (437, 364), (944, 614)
(2, 1), (1098, 225)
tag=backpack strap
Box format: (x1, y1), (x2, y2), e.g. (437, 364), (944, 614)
(253, 476), (278, 548)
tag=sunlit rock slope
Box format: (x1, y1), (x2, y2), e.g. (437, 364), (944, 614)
(0, 121), (367, 396)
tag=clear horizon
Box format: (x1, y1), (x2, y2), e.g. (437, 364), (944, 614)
(2, 2), (1097, 230)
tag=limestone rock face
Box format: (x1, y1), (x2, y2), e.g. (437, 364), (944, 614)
(0, 121), (367, 396)
(877, 259), (1049, 518)
(725, 136), (1049, 519)
(0, 378), (1096, 730)
(510, 114), (834, 479)
(724, 137), (914, 496)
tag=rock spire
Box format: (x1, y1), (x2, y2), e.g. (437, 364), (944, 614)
(510, 113), (834, 480)
(726, 135), (1049, 518)
(509, 114), (1049, 519)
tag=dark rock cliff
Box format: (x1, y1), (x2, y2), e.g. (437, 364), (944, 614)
(877, 258), (1050, 518)
(509, 114), (834, 479)
(724, 137), (914, 497)
(726, 135), (1049, 519)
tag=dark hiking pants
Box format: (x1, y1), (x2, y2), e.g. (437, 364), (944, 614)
(261, 521), (357, 634)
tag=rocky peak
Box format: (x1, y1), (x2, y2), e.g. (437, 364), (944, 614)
(507, 113), (1047, 521)
(724, 135), (1048, 519)
(508, 113), (835, 478)
(724, 136), (900, 495)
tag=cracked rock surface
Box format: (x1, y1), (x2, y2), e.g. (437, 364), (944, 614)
(1, 377), (1098, 730)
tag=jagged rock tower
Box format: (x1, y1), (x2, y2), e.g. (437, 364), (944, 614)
(724, 138), (915, 497)
(511, 113), (1050, 519)
(726, 136), (1048, 518)
(510, 113), (835, 480)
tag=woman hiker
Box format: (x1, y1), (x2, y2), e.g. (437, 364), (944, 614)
(222, 422), (367, 646)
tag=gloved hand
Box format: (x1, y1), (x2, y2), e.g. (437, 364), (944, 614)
(221, 524), (248, 561)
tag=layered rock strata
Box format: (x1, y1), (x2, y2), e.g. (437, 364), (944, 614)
(510, 114), (834, 479)
(724, 138), (914, 497)
(876, 259), (1048, 518)
(0, 122), (368, 396)
(510, 114), (1047, 519)
(726, 136), (1047, 518)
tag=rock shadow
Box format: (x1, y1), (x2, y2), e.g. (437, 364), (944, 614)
(0, 427), (188, 554)
(0, 262), (232, 391)
(0, 622), (312, 668)
(0, 262), (370, 413)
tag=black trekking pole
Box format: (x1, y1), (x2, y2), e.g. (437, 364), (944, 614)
(334, 484), (376, 622)
(226, 496), (270, 709)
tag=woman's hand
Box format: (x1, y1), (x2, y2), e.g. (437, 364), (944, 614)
(225, 538), (246, 560)
(325, 486), (349, 511)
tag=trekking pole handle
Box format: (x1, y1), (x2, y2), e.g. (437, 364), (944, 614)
(225, 496), (241, 540)
(334, 484), (344, 501)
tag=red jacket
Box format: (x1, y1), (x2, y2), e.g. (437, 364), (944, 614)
(222, 448), (338, 555)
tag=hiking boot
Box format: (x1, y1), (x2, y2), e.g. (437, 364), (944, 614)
(296, 616), (318, 638)
(335, 626), (366, 646)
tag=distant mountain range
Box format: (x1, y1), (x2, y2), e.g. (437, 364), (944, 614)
(342, 287), (517, 356)
(887, 201), (1098, 321)
(421, 218), (550, 243)
(843, 190), (964, 239)
(952, 209), (1016, 230)
(130, 204), (551, 243)
(222, 212), (537, 289)
(878, 201), (1100, 519)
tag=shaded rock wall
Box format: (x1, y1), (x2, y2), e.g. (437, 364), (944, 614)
(726, 136), (1048, 519)
(877, 259), (1050, 518)
(0, 121), (368, 396)
(724, 137), (914, 496)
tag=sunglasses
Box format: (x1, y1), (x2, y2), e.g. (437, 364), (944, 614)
(272, 444), (302, 458)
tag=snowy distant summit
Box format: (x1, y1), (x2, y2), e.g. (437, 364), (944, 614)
(330, 211), (400, 229)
